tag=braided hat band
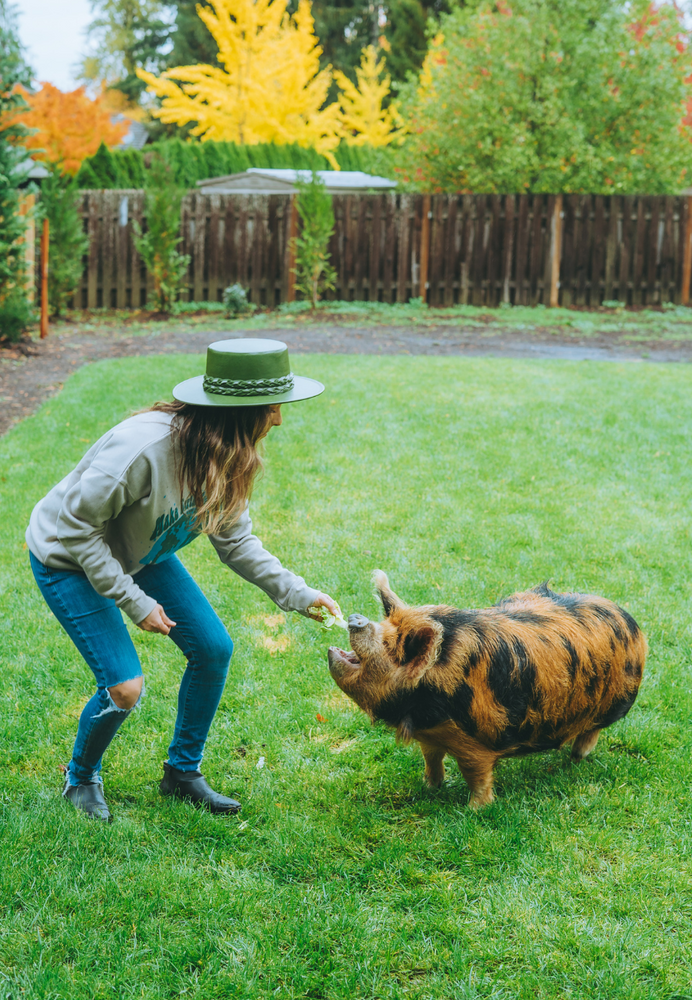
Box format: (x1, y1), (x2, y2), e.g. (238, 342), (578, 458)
(202, 373), (295, 397)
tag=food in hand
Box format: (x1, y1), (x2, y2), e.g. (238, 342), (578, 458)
(308, 602), (348, 630)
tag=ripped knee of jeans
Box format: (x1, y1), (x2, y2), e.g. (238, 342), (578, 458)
(93, 677), (145, 717)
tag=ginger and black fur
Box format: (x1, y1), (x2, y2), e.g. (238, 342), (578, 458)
(327, 572), (646, 808)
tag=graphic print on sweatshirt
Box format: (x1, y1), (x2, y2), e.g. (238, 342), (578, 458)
(140, 496), (200, 565)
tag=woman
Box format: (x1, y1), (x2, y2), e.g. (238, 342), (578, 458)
(26, 338), (337, 822)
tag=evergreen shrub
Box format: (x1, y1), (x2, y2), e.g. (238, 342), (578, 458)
(292, 172), (336, 309)
(222, 283), (253, 316)
(133, 157), (190, 312)
(74, 139), (394, 189)
(0, 0), (32, 342)
(39, 171), (89, 316)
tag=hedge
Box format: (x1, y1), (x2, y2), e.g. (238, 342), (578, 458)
(75, 139), (394, 189)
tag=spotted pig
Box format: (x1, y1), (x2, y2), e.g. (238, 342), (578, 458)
(327, 572), (646, 808)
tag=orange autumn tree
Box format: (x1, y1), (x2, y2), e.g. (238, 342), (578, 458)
(11, 82), (127, 174)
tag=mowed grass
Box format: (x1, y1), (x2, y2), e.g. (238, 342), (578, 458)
(1, 355), (691, 1000)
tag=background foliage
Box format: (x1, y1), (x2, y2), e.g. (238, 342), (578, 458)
(293, 171), (337, 306)
(398, 0), (692, 193)
(132, 156), (190, 311)
(136, 0), (403, 164)
(39, 172), (90, 317)
(79, 0), (174, 104)
(0, 0), (33, 342)
(80, 0), (446, 98)
(74, 137), (393, 188)
(9, 83), (127, 176)
(136, 0), (344, 162)
(73, 0), (692, 195)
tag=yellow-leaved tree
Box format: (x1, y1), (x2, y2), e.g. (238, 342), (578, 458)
(335, 46), (406, 147)
(137, 0), (341, 165)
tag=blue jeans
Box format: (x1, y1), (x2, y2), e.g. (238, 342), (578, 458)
(30, 552), (234, 786)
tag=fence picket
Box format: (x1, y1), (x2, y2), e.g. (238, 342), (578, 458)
(590, 196), (606, 307)
(604, 196), (618, 303)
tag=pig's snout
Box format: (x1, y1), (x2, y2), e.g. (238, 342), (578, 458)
(348, 614), (370, 631)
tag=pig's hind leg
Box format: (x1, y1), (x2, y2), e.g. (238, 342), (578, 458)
(419, 742), (446, 788)
(571, 727), (602, 760)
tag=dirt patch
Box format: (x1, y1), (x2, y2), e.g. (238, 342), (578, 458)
(2, 321), (692, 438)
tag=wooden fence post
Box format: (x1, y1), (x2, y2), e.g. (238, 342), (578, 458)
(286, 194), (298, 303)
(40, 217), (49, 339)
(682, 196), (692, 306)
(549, 194), (563, 307)
(419, 194), (431, 302)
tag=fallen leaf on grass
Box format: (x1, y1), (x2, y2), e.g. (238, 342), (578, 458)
(316, 714), (327, 722)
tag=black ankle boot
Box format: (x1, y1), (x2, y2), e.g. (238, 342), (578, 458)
(159, 761), (241, 815)
(62, 770), (112, 822)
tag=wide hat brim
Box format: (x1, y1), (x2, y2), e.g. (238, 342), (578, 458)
(172, 373), (325, 407)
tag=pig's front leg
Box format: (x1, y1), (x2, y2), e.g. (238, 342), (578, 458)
(454, 754), (496, 809)
(419, 742), (446, 788)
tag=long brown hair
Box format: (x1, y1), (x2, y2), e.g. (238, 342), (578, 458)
(148, 400), (274, 535)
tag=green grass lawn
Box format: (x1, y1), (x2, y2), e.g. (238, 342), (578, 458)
(1, 354), (691, 1000)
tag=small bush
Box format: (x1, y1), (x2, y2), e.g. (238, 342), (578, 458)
(222, 283), (253, 317)
(0, 288), (34, 342)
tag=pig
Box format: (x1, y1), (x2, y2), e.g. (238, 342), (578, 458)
(327, 572), (646, 808)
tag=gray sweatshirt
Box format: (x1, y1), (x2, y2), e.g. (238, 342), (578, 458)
(26, 411), (320, 623)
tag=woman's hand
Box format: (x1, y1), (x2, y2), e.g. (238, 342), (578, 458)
(305, 593), (339, 622)
(138, 604), (177, 635)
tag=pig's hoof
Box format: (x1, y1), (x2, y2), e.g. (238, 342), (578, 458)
(469, 788), (494, 810)
(425, 768), (445, 788)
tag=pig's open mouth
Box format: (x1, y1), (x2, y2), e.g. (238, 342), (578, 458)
(328, 646), (360, 667)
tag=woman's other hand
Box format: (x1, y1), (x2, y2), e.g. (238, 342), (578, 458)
(306, 593), (339, 621)
(138, 604), (177, 635)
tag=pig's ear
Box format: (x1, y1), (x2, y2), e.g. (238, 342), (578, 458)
(398, 621), (443, 683)
(373, 570), (406, 616)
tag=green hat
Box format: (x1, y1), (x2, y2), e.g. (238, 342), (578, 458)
(172, 338), (324, 407)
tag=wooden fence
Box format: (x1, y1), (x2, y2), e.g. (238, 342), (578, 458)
(67, 190), (692, 309)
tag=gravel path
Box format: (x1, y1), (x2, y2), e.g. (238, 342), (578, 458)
(2, 321), (691, 438)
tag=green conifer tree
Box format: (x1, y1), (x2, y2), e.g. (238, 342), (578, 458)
(0, 0), (33, 341)
(384, 0), (428, 84)
(133, 155), (190, 312)
(293, 172), (336, 308)
(40, 172), (90, 317)
(80, 0), (172, 103)
(166, 0), (219, 68)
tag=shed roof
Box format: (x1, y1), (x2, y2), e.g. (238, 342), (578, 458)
(196, 168), (397, 195)
(115, 117), (150, 151)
